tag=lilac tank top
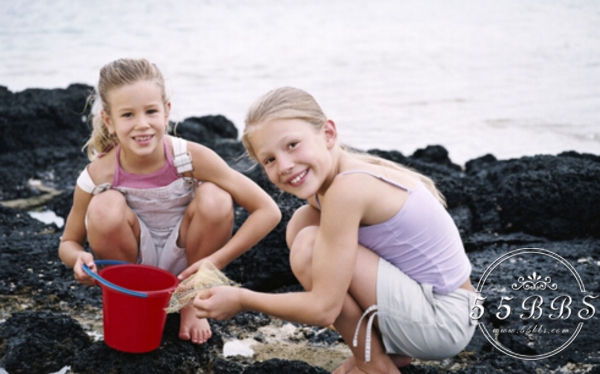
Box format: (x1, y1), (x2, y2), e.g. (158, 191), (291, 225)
(113, 137), (179, 188)
(317, 170), (471, 294)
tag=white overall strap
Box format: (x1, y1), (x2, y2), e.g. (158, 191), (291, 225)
(171, 136), (194, 176)
(76, 166), (112, 195)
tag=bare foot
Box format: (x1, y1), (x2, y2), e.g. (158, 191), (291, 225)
(390, 354), (412, 368)
(333, 356), (355, 374)
(357, 356), (401, 374)
(334, 355), (401, 374)
(354, 361), (401, 374)
(179, 304), (212, 344)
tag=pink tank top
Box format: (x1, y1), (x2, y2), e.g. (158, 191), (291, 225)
(316, 170), (471, 294)
(113, 137), (179, 188)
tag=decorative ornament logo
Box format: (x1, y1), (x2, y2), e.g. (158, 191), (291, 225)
(470, 248), (598, 360)
(511, 272), (557, 291)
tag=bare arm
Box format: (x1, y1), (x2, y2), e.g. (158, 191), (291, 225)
(180, 143), (281, 275)
(194, 179), (365, 326)
(58, 185), (97, 285)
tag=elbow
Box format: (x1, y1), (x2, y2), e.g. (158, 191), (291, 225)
(57, 242), (66, 262)
(268, 203), (282, 228)
(274, 208), (282, 227)
(314, 302), (342, 327)
(316, 314), (337, 328)
(57, 244), (72, 268)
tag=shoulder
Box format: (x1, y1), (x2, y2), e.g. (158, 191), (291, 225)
(321, 175), (371, 213)
(167, 136), (220, 167)
(172, 136), (216, 158)
(315, 177), (367, 232)
(173, 136), (238, 181)
(166, 135), (201, 153)
(87, 148), (116, 185)
(322, 167), (411, 213)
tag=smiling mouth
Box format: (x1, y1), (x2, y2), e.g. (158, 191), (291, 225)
(289, 170), (307, 185)
(133, 135), (153, 142)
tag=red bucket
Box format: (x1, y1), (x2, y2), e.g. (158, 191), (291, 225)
(85, 261), (179, 353)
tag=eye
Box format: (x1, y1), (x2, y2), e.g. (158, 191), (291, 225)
(147, 109), (159, 115)
(288, 141), (298, 150)
(263, 157), (274, 166)
(121, 112), (133, 118)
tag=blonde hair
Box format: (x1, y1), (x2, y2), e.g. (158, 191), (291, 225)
(83, 58), (169, 160)
(242, 87), (446, 206)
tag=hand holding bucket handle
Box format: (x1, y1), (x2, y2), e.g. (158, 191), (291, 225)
(82, 260), (148, 298)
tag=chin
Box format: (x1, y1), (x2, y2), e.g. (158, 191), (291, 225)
(288, 189), (312, 200)
(274, 184), (300, 198)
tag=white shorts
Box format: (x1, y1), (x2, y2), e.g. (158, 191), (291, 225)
(376, 258), (478, 360)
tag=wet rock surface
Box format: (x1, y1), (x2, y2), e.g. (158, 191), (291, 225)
(0, 311), (91, 374)
(69, 314), (223, 374)
(1, 85), (599, 373)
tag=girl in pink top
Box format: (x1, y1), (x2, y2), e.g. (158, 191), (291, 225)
(189, 87), (477, 373)
(59, 59), (281, 346)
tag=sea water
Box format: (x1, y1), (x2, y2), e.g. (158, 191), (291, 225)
(0, 0), (598, 165)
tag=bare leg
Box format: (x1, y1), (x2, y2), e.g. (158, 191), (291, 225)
(177, 182), (233, 344)
(390, 355), (412, 368)
(334, 356), (356, 374)
(289, 226), (401, 374)
(87, 190), (140, 262)
(335, 354), (411, 374)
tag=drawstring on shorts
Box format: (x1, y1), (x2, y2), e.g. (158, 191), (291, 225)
(352, 305), (379, 362)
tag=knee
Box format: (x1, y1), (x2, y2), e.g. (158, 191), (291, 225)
(285, 216), (302, 250)
(192, 182), (234, 222)
(289, 226), (318, 275)
(86, 190), (128, 231)
(286, 205), (320, 249)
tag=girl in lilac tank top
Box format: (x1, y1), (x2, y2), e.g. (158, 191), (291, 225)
(192, 87), (478, 373)
(59, 59), (281, 347)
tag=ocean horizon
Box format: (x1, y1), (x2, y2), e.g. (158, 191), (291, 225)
(1, 0), (599, 165)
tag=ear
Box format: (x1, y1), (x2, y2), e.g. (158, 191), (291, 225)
(322, 119), (338, 149)
(165, 101), (172, 120)
(100, 110), (115, 135)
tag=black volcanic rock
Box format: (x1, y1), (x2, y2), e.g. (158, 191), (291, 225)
(1, 85), (599, 373)
(0, 84), (92, 155)
(0, 311), (92, 374)
(371, 149), (600, 240)
(411, 144), (463, 171)
(0, 84), (92, 201)
(171, 115), (238, 148)
(466, 154), (600, 240)
(69, 315), (223, 374)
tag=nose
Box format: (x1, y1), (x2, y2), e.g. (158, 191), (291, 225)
(277, 155), (294, 175)
(136, 114), (150, 129)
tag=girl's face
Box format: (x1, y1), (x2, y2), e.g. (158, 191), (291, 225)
(102, 80), (170, 161)
(248, 118), (337, 199)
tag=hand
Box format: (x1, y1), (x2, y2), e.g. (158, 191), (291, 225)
(178, 256), (219, 281)
(73, 252), (97, 286)
(193, 286), (242, 321)
(178, 259), (203, 281)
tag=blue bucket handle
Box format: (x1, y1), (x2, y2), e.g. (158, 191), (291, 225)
(82, 260), (148, 298)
